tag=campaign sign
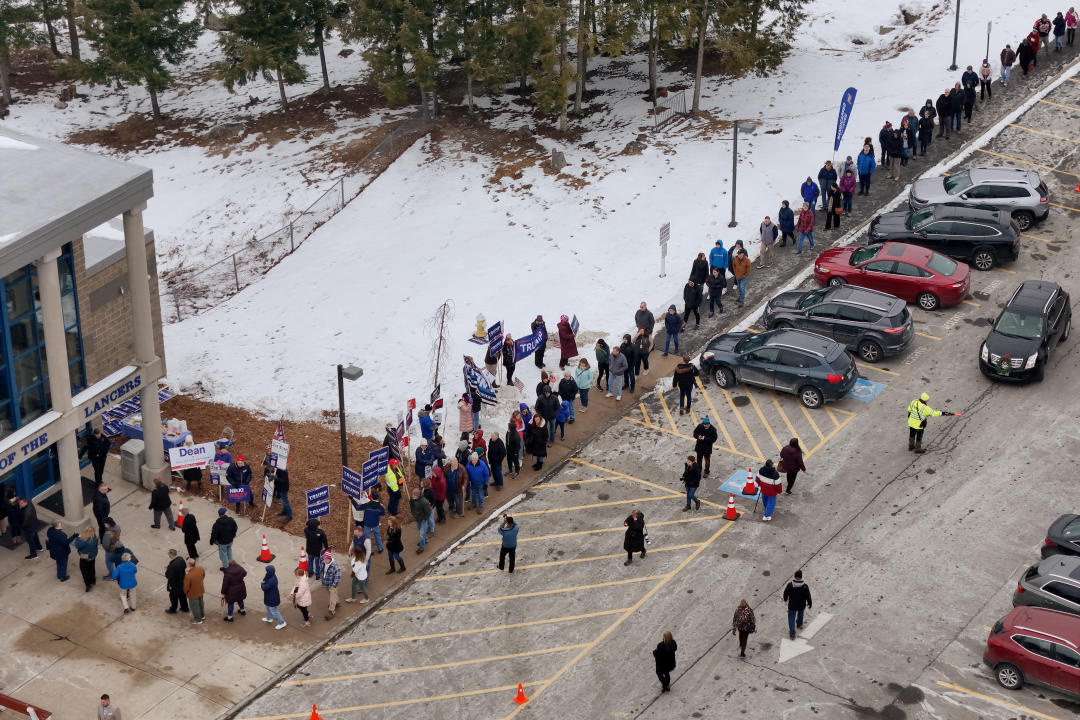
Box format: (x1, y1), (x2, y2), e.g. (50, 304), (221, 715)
(306, 485), (330, 518)
(361, 458), (381, 490)
(341, 466), (364, 499)
(269, 439), (290, 470)
(227, 484), (252, 503)
(209, 462), (226, 486)
(262, 475), (275, 507)
(513, 325), (547, 364)
(369, 446), (390, 473)
(168, 441), (215, 471)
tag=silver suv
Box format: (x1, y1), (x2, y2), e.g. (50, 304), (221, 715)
(1014, 555), (1080, 617)
(909, 168), (1049, 231)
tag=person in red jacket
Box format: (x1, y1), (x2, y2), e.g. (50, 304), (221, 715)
(430, 464), (447, 523)
(795, 203), (815, 253)
(557, 315), (578, 369)
(779, 439), (806, 494)
(756, 459), (782, 521)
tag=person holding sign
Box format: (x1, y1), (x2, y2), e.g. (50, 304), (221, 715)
(226, 455), (253, 512)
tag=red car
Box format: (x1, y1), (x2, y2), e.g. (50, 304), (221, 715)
(984, 606), (1080, 697)
(813, 242), (970, 310)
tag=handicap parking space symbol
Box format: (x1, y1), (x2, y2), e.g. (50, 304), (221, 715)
(718, 468), (759, 499)
(845, 378), (886, 402)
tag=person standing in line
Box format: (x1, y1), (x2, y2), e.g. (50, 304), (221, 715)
(464, 453), (490, 513)
(18, 497), (41, 559)
(86, 428), (111, 486)
(878, 122), (893, 164)
(635, 301), (656, 337)
(816, 160), (837, 212)
(165, 549), (189, 614)
(594, 338), (610, 391)
(652, 631), (678, 693)
(469, 389), (483, 432)
(430, 464), (448, 520)
(1054, 12), (1067, 50)
(274, 467), (291, 522)
(920, 99), (937, 145)
(979, 59), (993, 100)
(1067, 9), (1078, 47)
(536, 386), (560, 443)
(1000, 44), (1016, 87)
(46, 521), (71, 581)
(1018, 37), (1035, 76)
(445, 458), (464, 517)
(757, 459), (782, 521)
(949, 82), (965, 133)
(731, 600), (756, 659)
(303, 520), (327, 578)
(504, 420), (523, 479)
(856, 145), (875, 195)
(557, 370), (578, 424)
(489, 431), (508, 491)
(111, 551), (138, 614)
(410, 488), (434, 550)
(693, 417), (718, 476)
(796, 202), (815, 253)
(898, 118), (913, 167)
(935, 89), (952, 137)
(220, 558), (247, 621)
(92, 484), (111, 541)
(1035, 13), (1052, 52)
(800, 176), (820, 210)
(779, 438), (806, 495)
(777, 200), (795, 247)
(226, 454), (254, 512)
(618, 334), (637, 395)
(709, 239), (728, 282)
(556, 314), (578, 370)
(209, 508), (238, 571)
(290, 567), (313, 626)
(732, 248), (752, 304)
(758, 216), (778, 269)
(101, 518), (121, 579)
(706, 267), (725, 318)
(555, 399), (570, 440)
(633, 328), (653, 378)
(623, 510), (646, 565)
(663, 305), (684, 357)
(358, 493), (386, 549)
(531, 315), (548, 369)
(457, 393), (473, 436)
(961, 72), (977, 123)
(321, 548), (341, 619)
(681, 456), (701, 512)
(825, 182), (843, 229)
(917, 109), (934, 156)
(98, 694), (121, 720)
(149, 478), (176, 531)
(525, 415), (548, 471)
(385, 458), (404, 517)
(607, 347), (628, 401)
(672, 355), (699, 415)
(74, 525), (99, 592)
(838, 169), (856, 214)
(574, 358), (593, 414)
(385, 516), (405, 574)
(689, 252), (709, 285)
(261, 565), (286, 629)
(883, 130), (902, 180)
(502, 334), (517, 386)
(497, 514), (518, 573)
(682, 280), (702, 328)
(347, 538), (371, 603)
(421, 479), (437, 538)
(783, 570), (813, 639)
(184, 557), (206, 624)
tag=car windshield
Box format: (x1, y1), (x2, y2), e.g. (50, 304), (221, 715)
(849, 244), (882, 265)
(798, 288), (832, 309)
(1062, 517), (1080, 538)
(734, 334), (768, 353)
(926, 252), (959, 276)
(906, 208), (935, 230)
(994, 310), (1043, 339)
(943, 170), (973, 194)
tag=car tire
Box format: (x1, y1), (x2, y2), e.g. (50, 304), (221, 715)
(916, 292), (940, 311)
(714, 366), (734, 388)
(798, 385), (824, 409)
(858, 339), (884, 363)
(971, 247), (996, 271)
(828, 277), (846, 287)
(1033, 360), (1045, 383)
(994, 662), (1024, 691)
(1012, 211), (1034, 232)
(772, 320), (793, 330)
(1062, 318), (1071, 342)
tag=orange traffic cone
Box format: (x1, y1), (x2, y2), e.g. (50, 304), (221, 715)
(258, 534), (274, 563)
(298, 546), (308, 573)
(176, 499), (185, 527)
(1075, 180), (1080, 192)
(724, 494), (738, 520)
(512, 683), (529, 705)
(742, 468), (757, 495)
(307, 703), (322, 720)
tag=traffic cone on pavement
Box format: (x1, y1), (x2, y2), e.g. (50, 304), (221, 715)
(298, 546), (308, 573)
(258, 534), (274, 562)
(513, 683), (529, 705)
(307, 703), (322, 720)
(1075, 179), (1080, 192)
(742, 468), (757, 495)
(724, 494), (738, 521)
(176, 499), (185, 527)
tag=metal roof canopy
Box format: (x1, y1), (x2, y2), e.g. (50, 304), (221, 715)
(0, 127), (153, 277)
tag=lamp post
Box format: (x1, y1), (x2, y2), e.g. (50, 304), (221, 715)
(728, 120), (759, 228)
(337, 364), (363, 467)
(948, 0), (961, 71)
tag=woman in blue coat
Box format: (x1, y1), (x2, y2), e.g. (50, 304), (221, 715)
(800, 178), (820, 207)
(777, 201), (795, 246)
(261, 565), (286, 628)
(111, 552), (138, 613)
(856, 146), (876, 195)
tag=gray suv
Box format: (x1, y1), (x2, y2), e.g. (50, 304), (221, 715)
(908, 168), (1049, 231)
(1015, 556), (1080, 617)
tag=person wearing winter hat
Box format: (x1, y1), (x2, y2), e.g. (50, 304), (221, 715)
(663, 305), (684, 356)
(531, 315), (548, 369)
(557, 315), (578, 369)
(856, 145), (875, 195)
(209, 507), (238, 571)
(320, 547), (341, 619)
(261, 565), (286, 629)
(226, 454), (253, 512)
(878, 121), (893, 165)
(304, 518), (328, 579)
(979, 59), (993, 100)
(693, 416), (718, 476)
(464, 453), (490, 514)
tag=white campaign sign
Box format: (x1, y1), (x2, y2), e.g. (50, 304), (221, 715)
(168, 442), (216, 470)
(270, 439), (290, 470)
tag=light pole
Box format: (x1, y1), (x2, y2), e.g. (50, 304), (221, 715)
(949, 0), (961, 71)
(728, 120), (759, 228)
(985, 20), (992, 63)
(337, 364), (363, 467)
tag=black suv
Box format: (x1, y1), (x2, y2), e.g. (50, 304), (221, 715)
(868, 204), (1020, 271)
(762, 285), (913, 363)
(1043, 515), (1080, 558)
(979, 280), (1071, 382)
(698, 329), (860, 408)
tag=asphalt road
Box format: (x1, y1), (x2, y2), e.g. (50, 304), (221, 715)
(236, 71), (1080, 720)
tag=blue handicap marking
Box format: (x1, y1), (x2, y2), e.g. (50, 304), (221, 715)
(845, 378), (886, 402)
(718, 468), (759, 500)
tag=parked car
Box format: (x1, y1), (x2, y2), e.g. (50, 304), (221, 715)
(868, 204), (1020, 271)
(1015, 556), (1080, 617)
(908, 167), (1050, 231)
(984, 605), (1080, 697)
(762, 285), (913, 363)
(813, 242), (970, 310)
(1043, 514), (1080, 559)
(698, 329), (859, 409)
(979, 280), (1071, 383)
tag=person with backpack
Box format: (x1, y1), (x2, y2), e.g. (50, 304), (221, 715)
(731, 600), (756, 659)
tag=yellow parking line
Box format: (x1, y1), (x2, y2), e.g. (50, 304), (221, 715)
(1048, 201), (1080, 213)
(377, 575), (664, 615)
(769, 391), (802, 448)
(537, 477), (615, 489)
(510, 494), (681, 517)
(466, 514), (725, 548)
(622, 416), (760, 461)
(855, 362), (901, 376)
(1008, 123), (1080, 144)
(934, 680), (1063, 720)
(567, 458), (725, 509)
(331, 609), (629, 648)
(1039, 97), (1080, 113)
(804, 410), (856, 460)
(658, 390), (680, 434)
(799, 404), (824, 441)
(962, 300), (982, 307)
(243, 681), (551, 720)
(1068, 77), (1080, 82)
(638, 402), (652, 427)
(916, 331), (941, 340)
(696, 377), (736, 453)
(722, 388), (765, 460)
(824, 407), (842, 430)
(975, 148), (1080, 177)
(1021, 232), (1051, 243)
(745, 387), (782, 453)
(284, 644), (588, 685)
(688, 403), (699, 425)
(994, 266), (1017, 274)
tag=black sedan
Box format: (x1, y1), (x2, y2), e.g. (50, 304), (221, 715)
(979, 280), (1071, 383)
(868, 204), (1020, 271)
(698, 328), (859, 409)
(1043, 514), (1080, 558)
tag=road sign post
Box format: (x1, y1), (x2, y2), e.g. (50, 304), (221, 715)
(659, 222), (670, 278)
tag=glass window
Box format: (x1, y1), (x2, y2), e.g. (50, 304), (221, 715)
(9, 315), (37, 356)
(58, 255), (76, 294)
(28, 447), (56, 492)
(1054, 645), (1080, 668)
(907, 208), (936, 229)
(1043, 581), (1080, 605)
(807, 303), (841, 319)
(863, 261), (895, 273)
(734, 334), (768, 353)
(850, 245), (883, 264)
(14, 352), (41, 391)
(1013, 635), (1054, 658)
(994, 310), (1044, 340)
(777, 349), (818, 368)
(798, 288), (833, 309)
(943, 170), (973, 194)
(5, 278), (33, 319)
(895, 263), (928, 278)
(0, 402), (12, 439)
(926, 253), (959, 276)
(746, 348), (779, 363)
(68, 360), (85, 392)
(954, 223), (995, 237)
(838, 306), (877, 323)
(61, 292), (78, 330)
(925, 222), (954, 235)
(1061, 517), (1080, 538)
(18, 384), (45, 424)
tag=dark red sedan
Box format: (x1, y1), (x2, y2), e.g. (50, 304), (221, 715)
(813, 242), (970, 310)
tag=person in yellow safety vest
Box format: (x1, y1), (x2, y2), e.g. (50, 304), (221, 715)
(907, 392), (959, 453)
(385, 459), (404, 516)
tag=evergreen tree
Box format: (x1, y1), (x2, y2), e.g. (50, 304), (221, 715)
(298, 0), (349, 95)
(216, 0), (308, 112)
(0, 0), (40, 105)
(75, 0), (200, 119)
(343, 0), (436, 105)
(441, 0), (510, 113)
(63, 0), (78, 58)
(38, 0), (61, 55)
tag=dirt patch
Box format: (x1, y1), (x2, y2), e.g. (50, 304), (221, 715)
(68, 113), (213, 153)
(7, 47), (70, 99)
(429, 109), (550, 185)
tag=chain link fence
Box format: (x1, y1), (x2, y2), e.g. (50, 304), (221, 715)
(163, 103), (436, 321)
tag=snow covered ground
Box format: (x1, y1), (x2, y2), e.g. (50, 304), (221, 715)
(5, 1), (1048, 437)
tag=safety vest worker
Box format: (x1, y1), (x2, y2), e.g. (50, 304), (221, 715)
(385, 460), (404, 515)
(907, 393), (941, 453)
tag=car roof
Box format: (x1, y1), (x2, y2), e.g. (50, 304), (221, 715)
(1036, 554), (1080, 580)
(881, 242), (934, 263)
(827, 285), (904, 313)
(931, 204), (1005, 223)
(967, 167), (1041, 186)
(763, 329), (842, 356)
(1003, 606), (1080, 646)
(1007, 280), (1061, 313)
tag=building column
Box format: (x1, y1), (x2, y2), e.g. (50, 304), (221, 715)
(37, 248), (86, 524)
(123, 205), (167, 486)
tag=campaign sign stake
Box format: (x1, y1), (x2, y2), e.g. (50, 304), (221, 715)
(306, 485), (330, 519)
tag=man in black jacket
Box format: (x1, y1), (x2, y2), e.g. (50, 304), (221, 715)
(692, 417), (719, 475)
(274, 467), (291, 521)
(165, 548), (189, 613)
(782, 570), (813, 639)
(534, 388), (560, 445)
(635, 302), (655, 336)
(682, 281), (702, 327)
(92, 484), (111, 540)
(209, 508), (238, 571)
(149, 478), (176, 530)
(85, 428), (111, 485)
(226, 455), (254, 512)
(557, 371), (578, 424)
(672, 356), (700, 415)
(304, 518), (328, 578)
(949, 82), (965, 133)
(935, 90), (951, 138)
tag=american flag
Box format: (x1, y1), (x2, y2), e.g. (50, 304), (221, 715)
(463, 356), (497, 406)
(430, 384), (443, 412)
(513, 377), (525, 394)
(273, 418), (284, 442)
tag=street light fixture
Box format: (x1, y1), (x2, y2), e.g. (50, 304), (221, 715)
(728, 121), (759, 228)
(337, 364), (363, 468)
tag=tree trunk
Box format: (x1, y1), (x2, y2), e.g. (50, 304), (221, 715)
(559, 16), (568, 131)
(148, 87), (161, 120)
(519, 73), (527, 92)
(276, 66), (289, 112)
(574, 0), (586, 114)
(749, 0), (763, 36)
(692, 0), (708, 114)
(588, 0), (596, 36)
(466, 72), (474, 114)
(647, 10), (657, 101)
(0, 50), (12, 105)
(65, 0), (79, 60)
(316, 27), (331, 95)
(41, 1), (59, 56)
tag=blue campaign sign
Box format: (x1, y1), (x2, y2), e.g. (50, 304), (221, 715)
(718, 468), (759, 499)
(361, 458), (381, 489)
(845, 378), (886, 402)
(368, 446), (389, 474)
(513, 325), (547, 364)
(306, 484), (330, 518)
(307, 500), (330, 519)
(226, 484), (252, 503)
(341, 466), (364, 499)
(834, 87), (858, 152)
